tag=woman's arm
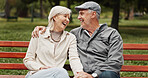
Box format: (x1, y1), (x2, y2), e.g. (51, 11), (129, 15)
(68, 34), (83, 75)
(23, 37), (44, 71)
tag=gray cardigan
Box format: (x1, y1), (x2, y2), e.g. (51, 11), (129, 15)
(70, 23), (124, 77)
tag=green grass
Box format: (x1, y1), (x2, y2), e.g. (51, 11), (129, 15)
(0, 14), (148, 77)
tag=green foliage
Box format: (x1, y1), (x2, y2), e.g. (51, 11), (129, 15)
(0, 0), (5, 11)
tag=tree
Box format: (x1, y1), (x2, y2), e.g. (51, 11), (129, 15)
(111, 0), (120, 31)
(121, 0), (138, 20)
(5, 0), (10, 18)
(96, 0), (120, 31)
(16, 0), (38, 17)
(48, 0), (60, 7)
(40, 0), (43, 18)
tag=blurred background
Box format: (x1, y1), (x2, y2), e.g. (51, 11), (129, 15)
(0, 0), (148, 77)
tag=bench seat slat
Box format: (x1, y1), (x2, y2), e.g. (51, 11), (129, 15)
(0, 63), (27, 70)
(0, 75), (25, 78)
(123, 43), (148, 50)
(121, 65), (148, 72)
(1, 52), (148, 61)
(123, 54), (148, 61)
(1, 41), (148, 50)
(1, 63), (148, 72)
(0, 52), (26, 58)
(0, 41), (29, 47)
(0, 75), (147, 78)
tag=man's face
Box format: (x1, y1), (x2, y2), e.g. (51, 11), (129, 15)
(78, 9), (92, 29)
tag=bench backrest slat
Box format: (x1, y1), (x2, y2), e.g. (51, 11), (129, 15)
(123, 54), (148, 61)
(1, 63), (148, 72)
(0, 63), (27, 70)
(123, 43), (148, 50)
(0, 52), (26, 58)
(1, 41), (148, 50)
(1, 52), (148, 61)
(0, 41), (29, 47)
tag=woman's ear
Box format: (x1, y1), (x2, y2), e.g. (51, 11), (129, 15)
(53, 15), (57, 21)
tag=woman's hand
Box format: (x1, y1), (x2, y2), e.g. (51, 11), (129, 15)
(74, 72), (93, 78)
(39, 66), (51, 70)
(32, 26), (46, 38)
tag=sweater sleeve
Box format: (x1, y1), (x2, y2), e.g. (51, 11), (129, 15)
(23, 37), (44, 71)
(68, 34), (83, 75)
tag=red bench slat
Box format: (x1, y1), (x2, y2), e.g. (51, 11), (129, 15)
(0, 75), (25, 78)
(0, 75), (147, 78)
(1, 52), (148, 61)
(0, 41), (29, 47)
(0, 63), (27, 70)
(1, 41), (148, 50)
(123, 43), (148, 50)
(0, 52), (26, 58)
(1, 63), (148, 72)
(121, 65), (148, 72)
(123, 54), (148, 61)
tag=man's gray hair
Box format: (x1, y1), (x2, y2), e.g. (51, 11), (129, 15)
(88, 10), (100, 20)
(47, 6), (71, 30)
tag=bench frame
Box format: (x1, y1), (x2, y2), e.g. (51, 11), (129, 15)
(0, 41), (148, 78)
(7, 16), (18, 22)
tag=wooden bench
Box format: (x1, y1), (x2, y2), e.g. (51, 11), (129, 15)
(0, 41), (148, 78)
(7, 16), (18, 22)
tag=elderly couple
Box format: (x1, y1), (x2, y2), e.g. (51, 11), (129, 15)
(23, 1), (124, 78)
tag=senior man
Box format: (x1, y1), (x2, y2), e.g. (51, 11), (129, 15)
(32, 1), (124, 78)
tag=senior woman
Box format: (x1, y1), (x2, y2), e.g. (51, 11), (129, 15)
(23, 6), (84, 78)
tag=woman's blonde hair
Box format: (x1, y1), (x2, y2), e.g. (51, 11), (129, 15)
(48, 6), (71, 30)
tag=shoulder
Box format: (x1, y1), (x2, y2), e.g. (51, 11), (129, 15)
(70, 27), (82, 35)
(67, 31), (76, 39)
(70, 27), (82, 33)
(104, 27), (119, 35)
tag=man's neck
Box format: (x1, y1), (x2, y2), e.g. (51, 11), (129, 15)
(87, 20), (100, 36)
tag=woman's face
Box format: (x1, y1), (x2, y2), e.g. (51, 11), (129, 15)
(53, 14), (70, 32)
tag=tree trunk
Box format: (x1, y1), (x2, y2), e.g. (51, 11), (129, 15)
(54, 0), (60, 6)
(67, 0), (73, 22)
(5, 0), (10, 18)
(111, 0), (120, 31)
(40, 0), (43, 18)
(129, 6), (134, 20)
(18, 5), (28, 17)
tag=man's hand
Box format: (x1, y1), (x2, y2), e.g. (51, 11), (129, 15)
(74, 72), (93, 78)
(32, 26), (46, 38)
(39, 66), (51, 70)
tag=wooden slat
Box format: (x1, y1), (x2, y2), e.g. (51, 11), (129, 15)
(0, 75), (25, 78)
(0, 41), (148, 50)
(121, 65), (148, 72)
(2, 63), (148, 72)
(0, 41), (29, 47)
(1, 52), (148, 61)
(0, 75), (147, 78)
(0, 52), (26, 58)
(0, 63), (27, 70)
(65, 65), (148, 72)
(123, 54), (148, 61)
(123, 43), (148, 50)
